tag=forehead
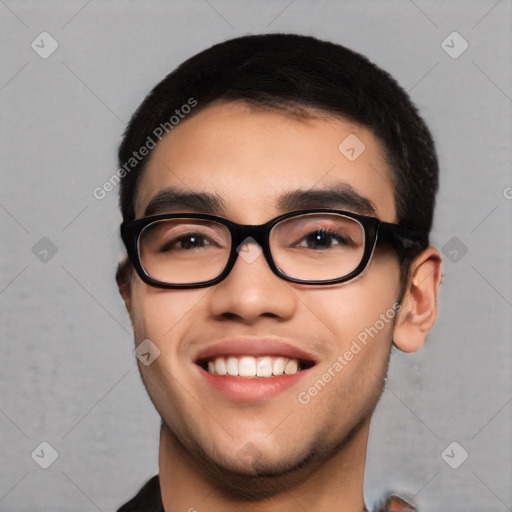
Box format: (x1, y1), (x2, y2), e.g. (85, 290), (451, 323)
(135, 101), (397, 223)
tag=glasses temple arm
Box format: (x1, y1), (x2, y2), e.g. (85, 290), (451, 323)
(377, 222), (428, 251)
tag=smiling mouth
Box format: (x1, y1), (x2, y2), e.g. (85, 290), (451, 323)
(196, 355), (315, 378)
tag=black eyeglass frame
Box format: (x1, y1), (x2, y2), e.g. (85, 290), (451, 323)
(120, 209), (425, 289)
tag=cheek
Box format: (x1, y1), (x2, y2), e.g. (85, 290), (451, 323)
(129, 281), (209, 348)
(129, 284), (207, 414)
(306, 254), (402, 348)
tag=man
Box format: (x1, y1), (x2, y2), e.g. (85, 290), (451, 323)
(115, 33), (442, 512)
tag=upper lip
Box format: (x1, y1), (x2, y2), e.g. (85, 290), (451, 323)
(193, 337), (318, 365)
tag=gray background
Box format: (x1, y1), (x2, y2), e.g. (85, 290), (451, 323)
(1, 1), (511, 511)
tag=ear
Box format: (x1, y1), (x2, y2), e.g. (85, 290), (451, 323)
(393, 246), (442, 353)
(116, 257), (133, 312)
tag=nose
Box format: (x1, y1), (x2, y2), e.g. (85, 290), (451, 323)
(206, 239), (298, 323)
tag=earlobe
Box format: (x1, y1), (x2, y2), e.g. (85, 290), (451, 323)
(393, 247), (442, 353)
(116, 258), (133, 312)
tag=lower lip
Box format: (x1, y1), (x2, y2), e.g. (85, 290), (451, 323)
(196, 365), (310, 402)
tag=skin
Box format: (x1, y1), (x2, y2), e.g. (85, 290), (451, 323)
(119, 101), (442, 512)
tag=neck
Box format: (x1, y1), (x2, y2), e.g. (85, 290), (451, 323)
(159, 420), (369, 512)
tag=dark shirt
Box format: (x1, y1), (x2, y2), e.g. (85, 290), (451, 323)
(116, 475), (416, 512)
(117, 476), (163, 512)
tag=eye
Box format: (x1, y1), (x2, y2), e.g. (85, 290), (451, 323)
(159, 232), (217, 252)
(272, 214), (363, 254)
(140, 220), (228, 255)
(298, 229), (352, 250)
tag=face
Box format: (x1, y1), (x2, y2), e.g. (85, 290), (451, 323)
(126, 101), (403, 477)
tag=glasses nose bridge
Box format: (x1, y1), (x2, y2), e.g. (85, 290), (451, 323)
(230, 222), (273, 267)
(234, 222), (267, 244)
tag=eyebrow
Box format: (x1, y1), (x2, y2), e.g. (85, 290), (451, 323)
(143, 188), (227, 217)
(142, 183), (377, 218)
(277, 184), (377, 216)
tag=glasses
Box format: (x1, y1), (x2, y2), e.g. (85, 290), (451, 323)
(120, 209), (424, 289)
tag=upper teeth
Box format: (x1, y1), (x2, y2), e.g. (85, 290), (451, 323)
(206, 356), (300, 377)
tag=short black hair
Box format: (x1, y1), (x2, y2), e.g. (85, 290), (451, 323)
(118, 33), (438, 277)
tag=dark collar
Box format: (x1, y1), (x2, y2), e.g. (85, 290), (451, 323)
(116, 475), (163, 512)
(116, 475), (417, 512)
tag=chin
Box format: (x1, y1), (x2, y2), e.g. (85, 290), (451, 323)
(194, 441), (321, 500)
